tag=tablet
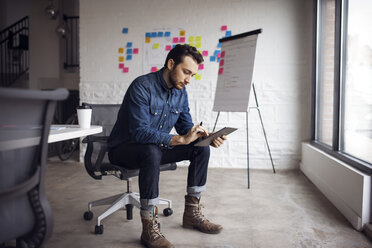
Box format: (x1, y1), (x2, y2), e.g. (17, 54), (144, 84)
(194, 127), (238, 146)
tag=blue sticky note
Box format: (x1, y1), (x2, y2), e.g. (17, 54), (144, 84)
(165, 32), (171, 37)
(218, 42), (221, 48)
(217, 58), (220, 63)
(151, 32), (157, 37)
(127, 49), (133, 54)
(145, 32), (151, 37)
(126, 55), (132, 60)
(225, 31), (232, 37)
(214, 50), (221, 56)
(210, 56), (216, 62)
(172, 44), (176, 48)
(157, 32), (164, 37)
(122, 28), (128, 34)
(126, 42), (132, 48)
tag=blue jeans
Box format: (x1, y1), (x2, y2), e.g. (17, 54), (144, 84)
(108, 142), (210, 206)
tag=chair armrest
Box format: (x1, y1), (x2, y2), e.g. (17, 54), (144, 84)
(82, 135), (108, 144)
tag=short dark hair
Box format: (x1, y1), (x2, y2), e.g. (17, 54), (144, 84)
(164, 44), (204, 68)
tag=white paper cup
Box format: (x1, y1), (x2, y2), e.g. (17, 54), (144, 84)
(77, 109), (92, 129)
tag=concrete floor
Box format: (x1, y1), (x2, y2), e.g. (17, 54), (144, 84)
(44, 158), (371, 248)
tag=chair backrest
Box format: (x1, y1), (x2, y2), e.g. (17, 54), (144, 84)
(0, 88), (68, 245)
(85, 103), (121, 137)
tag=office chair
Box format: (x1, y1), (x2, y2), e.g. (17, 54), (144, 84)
(82, 103), (176, 235)
(0, 88), (68, 248)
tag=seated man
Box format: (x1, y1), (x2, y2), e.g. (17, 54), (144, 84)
(108, 44), (226, 248)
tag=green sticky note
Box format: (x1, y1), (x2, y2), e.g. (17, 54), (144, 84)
(153, 43), (160, 49)
(189, 36), (195, 42)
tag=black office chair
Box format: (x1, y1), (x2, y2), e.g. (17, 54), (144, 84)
(82, 103), (176, 235)
(0, 88), (68, 248)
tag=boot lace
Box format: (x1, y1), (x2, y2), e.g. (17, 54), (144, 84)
(149, 214), (164, 240)
(189, 203), (208, 223)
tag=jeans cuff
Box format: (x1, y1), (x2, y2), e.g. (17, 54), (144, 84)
(187, 185), (206, 194)
(140, 197), (159, 207)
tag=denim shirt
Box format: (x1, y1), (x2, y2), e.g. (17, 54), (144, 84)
(107, 68), (194, 151)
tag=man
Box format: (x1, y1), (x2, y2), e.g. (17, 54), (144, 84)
(108, 44), (226, 248)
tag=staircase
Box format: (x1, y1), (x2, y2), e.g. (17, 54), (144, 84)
(0, 16), (29, 87)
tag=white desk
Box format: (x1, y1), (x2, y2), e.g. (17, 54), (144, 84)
(0, 125), (102, 151)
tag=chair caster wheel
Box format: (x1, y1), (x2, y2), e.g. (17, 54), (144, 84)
(163, 208), (173, 216)
(84, 211), (93, 220)
(95, 224), (104, 234)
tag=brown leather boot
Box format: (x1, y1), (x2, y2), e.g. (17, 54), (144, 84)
(183, 195), (223, 234)
(140, 207), (175, 248)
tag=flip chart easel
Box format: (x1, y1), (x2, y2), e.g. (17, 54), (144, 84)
(212, 29), (275, 188)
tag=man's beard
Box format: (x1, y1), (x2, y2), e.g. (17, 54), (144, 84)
(169, 69), (178, 88)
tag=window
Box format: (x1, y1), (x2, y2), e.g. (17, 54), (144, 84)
(313, 0), (372, 173)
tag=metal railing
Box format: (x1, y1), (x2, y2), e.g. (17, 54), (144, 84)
(63, 15), (79, 70)
(0, 16), (29, 87)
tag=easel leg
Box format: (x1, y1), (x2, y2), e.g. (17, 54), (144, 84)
(246, 111), (250, 189)
(252, 84), (276, 173)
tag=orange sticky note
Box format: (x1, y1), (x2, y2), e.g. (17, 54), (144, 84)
(145, 37), (151, 43)
(119, 56), (124, 62)
(180, 30), (186, 36)
(118, 48), (124, 53)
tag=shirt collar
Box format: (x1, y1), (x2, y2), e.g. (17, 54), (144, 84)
(157, 68), (171, 92)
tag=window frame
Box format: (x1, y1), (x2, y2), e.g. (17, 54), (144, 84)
(311, 0), (372, 175)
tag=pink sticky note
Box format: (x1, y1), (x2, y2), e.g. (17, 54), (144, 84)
(217, 52), (221, 58)
(151, 67), (157, 72)
(221, 51), (225, 58)
(165, 45), (172, 51)
(180, 37), (186, 43)
(133, 48), (139, 54)
(123, 67), (129, 73)
(119, 63), (124, 69)
(221, 25), (227, 31)
(172, 37), (179, 43)
(218, 68), (224, 75)
(202, 50), (208, 56)
(198, 64), (204, 70)
(219, 59), (224, 66)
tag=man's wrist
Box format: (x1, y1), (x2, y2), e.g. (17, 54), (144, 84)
(169, 135), (188, 146)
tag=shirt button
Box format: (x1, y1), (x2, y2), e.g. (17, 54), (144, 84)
(160, 125), (162, 128)
(164, 114), (167, 117)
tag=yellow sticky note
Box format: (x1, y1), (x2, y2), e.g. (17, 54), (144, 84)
(145, 37), (151, 43)
(189, 36), (195, 42)
(119, 56), (124, 62)
(189, 42), (195, 47)
(153, 43), (160, 49)
(195, 42), (202, 48)
(195, 74), (201, 80)
(196, 36), (202, 42)
(180, 30), (186, 36)
(118, 48), (124, 53)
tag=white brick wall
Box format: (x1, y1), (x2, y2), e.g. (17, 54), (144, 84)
(79, 0), (313, 170)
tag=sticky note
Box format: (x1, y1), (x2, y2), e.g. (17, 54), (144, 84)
(151, 67), (157, 72)
(217, 52), (221, 58)
(196, 36), (202, 42)
(195, 42), (201, 48)
(195, 74), (202, 80)
(189, 42), (195, 47)
(172, 44), (176, 48)
(221, 51), (225, 58)
(165, 45), (172, 51)
(126, 55), (132, 60)
(153, 43), (160, 49)
(202, 51), (208, 56)
(157, 32), (164, 37)
(118, 48), (124, 53)
(198, 64), (204, 70)
(219, 59), (224, 66)
(225, 31), (232, 37)
(151, 32), (157, 37)
(119, 56), (124, 62)
(119, 63), (124, 69)
(165, 31), (171, 37)
(127, 48), (133, 54)
(221, 25), (227, 31)
(218, 68), (224, 75)
(145, 37), (151, 43)
(179, 37), (186, 43)
(172, 37), (179, 43)
(180, 30), (186, 36)
(189, 36), (195, 42)
(210, 56), (216, 62)
(123, 67), (129, 73)
(126, 42), (132, 48)
(133, 48), (139, 54)
(218, 42), (221, 48)
(217, 58), (220, 63)
(146, 32), (151, 37)
(122, 28), (128, 34)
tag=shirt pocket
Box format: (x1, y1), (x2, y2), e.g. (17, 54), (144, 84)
(150, 106), (162, 128)
(169, 107), (183, 126)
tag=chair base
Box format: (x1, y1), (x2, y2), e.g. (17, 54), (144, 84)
(86, 191), (172, 226)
